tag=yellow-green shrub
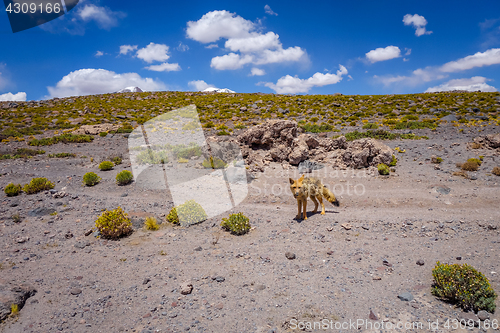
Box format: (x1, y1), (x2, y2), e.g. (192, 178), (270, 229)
(95, 207), (133, 239)
(83, 172), (101, 186)
(99, 161), (114, 171)
(22, 177), (54, 194)
(166, 199), (207, 226)
(221, 213), (251, 235)
(377, 163), (390, 175)
(432, 261), (497, 313)
(116, 170), (133, 185)
(144, 217), (159, 231)
(4, 183), (22, 196)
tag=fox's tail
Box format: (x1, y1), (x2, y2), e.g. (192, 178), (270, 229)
(322, 186), (339, 207)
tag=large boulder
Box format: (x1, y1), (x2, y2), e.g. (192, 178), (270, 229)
(485, 134), (500, 148)
(237, 119), (297, 148)
(0, 279), (36, 322)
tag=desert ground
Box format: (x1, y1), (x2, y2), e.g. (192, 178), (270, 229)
(0, 93), (500, 333)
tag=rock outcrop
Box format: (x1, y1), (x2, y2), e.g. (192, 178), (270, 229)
(0, 279), (36, 322)
(471, 134), (500, 149)
(236, 120), (393, 171)
(72, 124), (120, 135)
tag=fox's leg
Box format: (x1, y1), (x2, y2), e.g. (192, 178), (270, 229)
(311, 195), (319, 212)
(317, 195), (325, 215)
(296, 198), (302, 219)
(302, 199), (307, 220)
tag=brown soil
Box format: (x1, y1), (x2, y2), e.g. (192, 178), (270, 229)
(1, 123), (499, 333)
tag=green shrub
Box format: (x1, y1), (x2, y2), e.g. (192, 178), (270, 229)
(173, 144), (201, 159)
(389, 155), (397, 167)
(221, 212), (251, 235)
(4, 183), (22, 197)
(300, 123), (332, 133)
(95, 207), (133, 240)
(99, 132), (108, 137)
(135, 150), (168, 164)
(82, 172), (101, 186)
(144, 217), (159, 231)
(48, 152), (76, 158)
(378, 163), (390, 175)
(28, 134), (93, 146)
(116, 170), (133, 185)
(362, 123), (378, 129)
(202, 156), (226, 169)
(99, 161), (114, 171)
(22, 177), (55, 194)
(217, 130), (230, 136)
(112, 156), (122, 165)
(467, 158), (482, 166)
(461, 160), (479, 171)
(432, 261), (497, 313)
(166, 200), (207, 226)
(431, 156), (443, 164)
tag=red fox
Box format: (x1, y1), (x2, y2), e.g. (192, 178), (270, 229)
(289, 175), (339, 220)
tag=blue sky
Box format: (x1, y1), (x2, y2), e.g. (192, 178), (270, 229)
(1, 0), (500, 101)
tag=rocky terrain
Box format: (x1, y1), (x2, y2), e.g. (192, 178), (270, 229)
(0, 91), (500, 333)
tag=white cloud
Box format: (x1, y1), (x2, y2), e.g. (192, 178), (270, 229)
(250, 68), (266, 76)
(0, 92), (26, 101)
(77, 4), (125, 29)
(120, 45), (137, 55)
(403, 14), (432, 36)
(264, 5), (278, 16)
(374, 47), (500, 88)
(95, 51), (104, 57)
(365, 46), (401, 63)
(205, 44), (219, 49)
(425, 76), (497, 93)
(145, 62), (181, 72)
(263, 65), (347, 94)
(136, 43), (171, 63)
(188, 10), (307, 71)
(211, 53), (253, 70)
(186, 10), (254, 43)
(176, 42), (189, 52)
(225, 32), (280, 53)
(405, 48), (412, 56)
(439, 48), (500, 72)
(46, 68), (166, 98)
(188, 80), (215, 91)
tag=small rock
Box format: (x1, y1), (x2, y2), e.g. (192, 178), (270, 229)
(143, 278), (151, 285)
(74, 241), (89, 249)
(382, 259), (392, 267)
(212, 276), (225, 283)
(84, 229), (93, 236)
(369, 310), (378, 320)
(70, 288), (82, 295)
(459, 312), (478, 325)
(194, 246), (202, 251)
(341, 223), (352, 230)
(397, 292), (413, 301)
(65, 231), (74, 239)
(416, 259), (424, 266)
(180, 281), (193, 295)
(456, 256), (462, 260)
(372, 276), (381, 280)
(16, 236), (29, 243)
(285, 252), (296, 260)
(477, 310), (490, 321)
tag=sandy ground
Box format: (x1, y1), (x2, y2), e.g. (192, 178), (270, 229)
(0, 123), (499, 333)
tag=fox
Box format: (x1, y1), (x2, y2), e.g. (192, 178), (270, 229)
(289, 175), (339, 220)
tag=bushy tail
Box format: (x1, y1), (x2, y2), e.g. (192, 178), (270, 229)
(322, 186), (339, 207)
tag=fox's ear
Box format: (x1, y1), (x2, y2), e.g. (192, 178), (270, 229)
(299, 175), (305, 181)
(289, 178), (295, 185)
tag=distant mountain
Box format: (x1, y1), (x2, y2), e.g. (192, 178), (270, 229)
(202, 87), (235, 93)
(117, 87), (143, 93)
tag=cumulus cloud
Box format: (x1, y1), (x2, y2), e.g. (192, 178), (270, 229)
(425, 77), (497, 93)
(264, 5), (278, 16)
(0, 92), (27, 101)
(365, 46), (401, 63)
(225, 32), (280, 53)
(188, 10), (307, 71)
(205, 44), (218, 49)
(136, 43), (171, 63)
(46, 68), (166, 98)
(95, 51), (104, 57)
(176, 42), (189, 52)
(188, 80), (215, 91)
(263, 65), (347, 94)
(375, 48), (500, 88)
(186, 10), (254, 43)
(403, 14), (432, 36)
(211, 53), (253, 70)
(120, 45), (137, 55)
(250, 68), (266, 76)
(145, 62), (181, 72)
(77, 4), (125, 30)
(439, 48), (500, 72)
